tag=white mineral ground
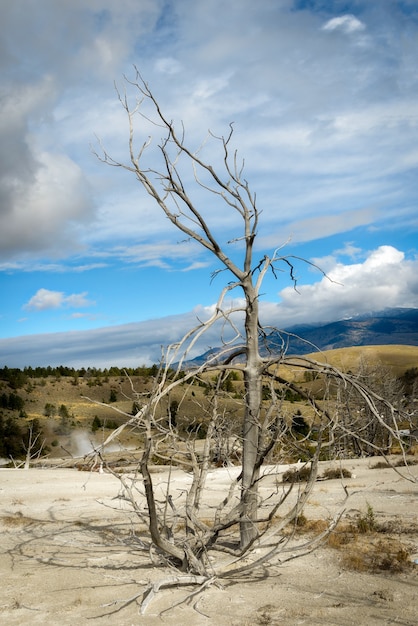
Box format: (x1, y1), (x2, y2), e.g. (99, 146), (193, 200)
(0, 457), (417, 625)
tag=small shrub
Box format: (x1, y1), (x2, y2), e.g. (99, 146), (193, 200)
(91, 416), (102, 432)
(285, 516), (330, 537)
(327, 523), (355, 548)
(282, 465), (312, 483)
(356, 503), (376, 533)
(295, 513), (307, 527)
(327, 513), (412, 574)
(376, 543), (411, 572)
(370, 460), (390, 469)
(371, 458), (418, 470)
(291, 410), (310, 435)
(322, 467), (352, 480)
(395, 457), (418, 467)
(342, 537), (411, 573)
(1, 512), (34, 526)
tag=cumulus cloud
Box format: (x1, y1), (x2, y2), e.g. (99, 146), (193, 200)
(0, 0), (161, 264)
(260, 246), (418, 328)
(0, 78), (94, 261)
(24, 289), (95, 311)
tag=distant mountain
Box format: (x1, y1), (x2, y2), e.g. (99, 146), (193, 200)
(186, 308), (418, 367)
(280, 307), (418, 355)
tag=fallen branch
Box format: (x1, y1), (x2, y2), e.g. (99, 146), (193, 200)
(141, 574), (217, 615)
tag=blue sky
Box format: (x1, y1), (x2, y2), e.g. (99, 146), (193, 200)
(1, 0), (418, 368)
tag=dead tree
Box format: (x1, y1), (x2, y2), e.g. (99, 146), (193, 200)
(332, 358), (406, 457)
(94, 69), (334, 547)
(91, 70), (415, 611)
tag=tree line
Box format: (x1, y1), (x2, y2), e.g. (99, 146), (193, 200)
(0, 364), (163, 389)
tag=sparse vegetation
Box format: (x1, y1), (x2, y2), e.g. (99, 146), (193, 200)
(335, 511), (413, 573)
(371, 457), (418, 469)
(341, 535), (412, 573)
(1, 512), (34, 527)
(91, 416), (102, 432)
(291, 504), (413, 575)
(321, 467), (352, 480)
(282, 465), (313, 483)
(356, 503), (377, 533)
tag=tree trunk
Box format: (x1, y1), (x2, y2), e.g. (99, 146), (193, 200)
(240, 281), (262, 548)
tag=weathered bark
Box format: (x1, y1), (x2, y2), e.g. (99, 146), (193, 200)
(240, 280), (262, 547)
(140, 433), (186, 567)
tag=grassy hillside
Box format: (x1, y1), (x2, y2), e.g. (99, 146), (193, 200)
(1, 344), (417, 464)
(1, 370), (245, 461)
(305, 344), (418, 377)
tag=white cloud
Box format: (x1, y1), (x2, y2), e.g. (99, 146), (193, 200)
(64, 292), (96, 308)
(24, 289), (95, 311)
(258, 207), (379, 249)
(0, 261), (108, 273)
(155, 57), (183, 75)
(4, 246), (417, 367)
(0, 80), (95, 261)
(322, 15), (366, 34)
(0, 1), (417, 266)
(24, 289), (65, 311)
(70, 312), (100, 320)
(262, 246), (418, 328)
(114, 240), (211, 269)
